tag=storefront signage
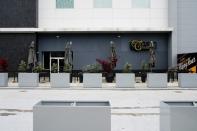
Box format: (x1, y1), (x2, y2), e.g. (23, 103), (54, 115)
(129, 40), (157, 51)
(177, 53), (197, 73)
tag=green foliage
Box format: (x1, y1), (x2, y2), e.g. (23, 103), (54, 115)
(123, 62), (132, 73)
(51, 63), (58, 73)
(63, 63), (72, 73)
(141, 61), (149, 71)
(33, 63), (43, 73)
(18, 60), (27, 72)
(82, 63), (101, 73)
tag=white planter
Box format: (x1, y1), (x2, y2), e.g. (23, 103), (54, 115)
(33, 101), (111, 131)
(116, 73), (135, 88)
(147, 73), (167, 88)
(178, 73), (197, 88)
(18, 73), (39, 87)
(83, 73), (102, 88)
(50, 73), (70, 88)
(160, 101), (197, 131)
(0, 73), (8, 87)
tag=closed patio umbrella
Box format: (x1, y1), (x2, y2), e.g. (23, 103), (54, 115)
(149, 41), (156, 69)
(28, 41), (37, 71)
(64, 41), (73, 67)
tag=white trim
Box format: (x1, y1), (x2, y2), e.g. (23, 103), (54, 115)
(0, 27), (173, 33)
(50, 56), (64, 73)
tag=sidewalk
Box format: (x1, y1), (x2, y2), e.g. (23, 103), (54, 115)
(0, 88), (197, 131)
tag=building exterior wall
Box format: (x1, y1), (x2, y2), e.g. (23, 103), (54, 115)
(0, 0), (197, 71)
(168, 0), (197, 67)
(0, 0), (38, 27)
(177, 0), (197, 54)
(38, 33), (168, 70)
(168, 0), (178, 67)
(0, 34), (37, 71)
(38, 0), (168, 28)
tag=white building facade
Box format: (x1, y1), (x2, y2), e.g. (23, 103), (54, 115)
(39, 0), (168, 28)
(0, 0), (197, 71)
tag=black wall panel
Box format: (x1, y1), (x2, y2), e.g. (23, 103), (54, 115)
(0, 34), (37, 71)
(0, 0), (38, 27)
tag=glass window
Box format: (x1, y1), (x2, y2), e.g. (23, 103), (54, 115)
(94, 0), (112, 8)
(132, 0), (150, 8)
(56, 0), (74, 8)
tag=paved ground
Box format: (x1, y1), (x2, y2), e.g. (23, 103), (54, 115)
(0, 87), (197, 131)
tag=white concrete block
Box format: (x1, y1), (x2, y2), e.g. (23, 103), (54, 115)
(178, 73), (197, 88)
(116, 73), (135, 88)
(0, 73), (8, 87)
(83, 73), (102, 88)
(160, 101), (197, 131)
(33, 101), (111, 131)
(18, 73), (39, 87)
(50, 73), (70, 88)
(147, 73), (167, 88)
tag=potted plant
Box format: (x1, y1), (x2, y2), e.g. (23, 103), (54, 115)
(116, 63), (135, 88)
(96, 42), (118, 83)
(83, 63), (102, 88)
(50, 63), (71, 88)
(64, 63), (72, 83)
(140, 61), (149, 83)
(0, 58), (8, 87)
(18, 60), (41, 87)
(96, 59), (116, 83)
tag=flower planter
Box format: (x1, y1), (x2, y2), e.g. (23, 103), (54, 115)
(50, 73), (70, 88)
(18, 73), (39, 87)
(140, 72), (147, 83)
(178, 73), (197, 88)
(116, 73), (135, 88)
(0, 73), (8, 87)
(33, 101), (111, 131)
(79, 73), (83, 83)
(147, 73), (167, 88)
(160, 101), (197, 131)
(105, 73), (115, 83)
(83, 73), (102, 88)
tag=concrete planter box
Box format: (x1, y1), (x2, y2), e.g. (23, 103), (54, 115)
(50, 73), (70, 88)
(116, 73), (135, 88)
(0, 73), (8, 87)
(160, 101), (197, 131)
(18, 73), (39, 87)
(178, 73), (197, 88)
(33, 101), (111, 131)
(147, 73), (167, 88)
(83, 73), (102, 88)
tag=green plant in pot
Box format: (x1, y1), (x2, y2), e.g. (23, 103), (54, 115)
(83, 63), (101, 73)
(18, 60), (27, 72)
(51, 63), (58, 73)
(64, 63), (72, 82)
(64, 63), (72, 73)
(141, 61), (149, 83)
(33, 63), (43, 73)
(123, 62), (132, 73)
